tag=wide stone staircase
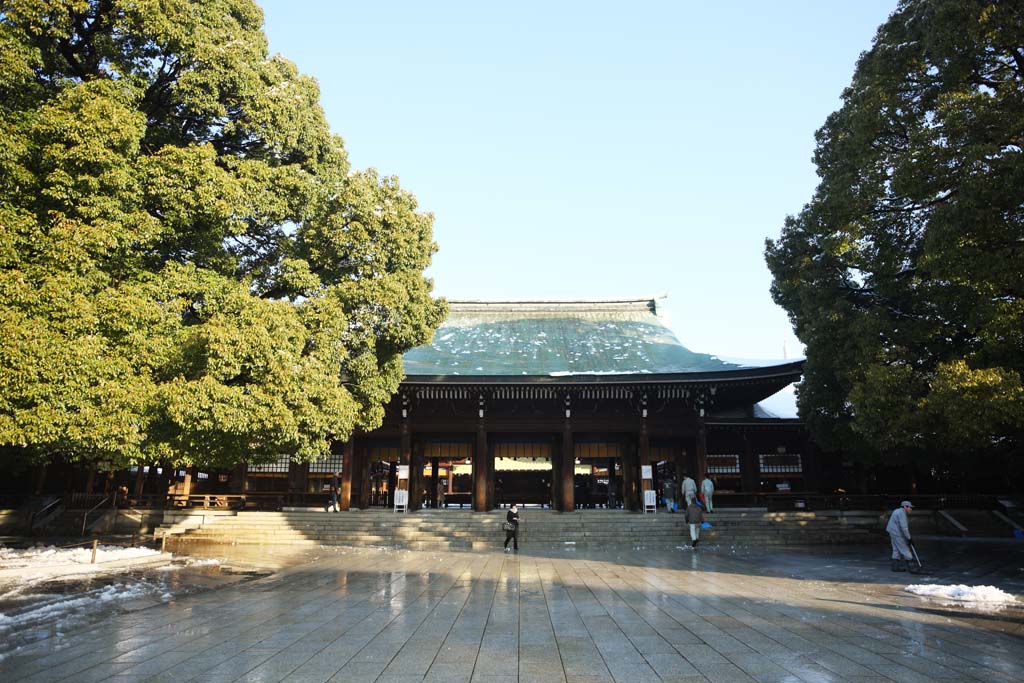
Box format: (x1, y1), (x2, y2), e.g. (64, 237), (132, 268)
(159, 508), (880, 551)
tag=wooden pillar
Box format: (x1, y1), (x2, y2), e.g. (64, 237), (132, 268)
(695, 419), (708, 482)
(430, 457), (439, 508)
(399, 418), (412, 509)
(474, 421), (488, 512)
(132, 464), (146, 497)
(741, 431), (758, 493)
(181, 466), (193, 498)
(638, 421), (650, 466)
(85, 469), (96, 495)
(340, 438), (354, 510)
(409, 440), (424, 512)
(560, 423), (574, 512)
(486, 441), (496, 510)
(551, 439), (562, 511)
(358, 443), (371, 509)
(673, 445), (686, 502)
(621, 437), (639, 511)
(230, 462), (247, 494)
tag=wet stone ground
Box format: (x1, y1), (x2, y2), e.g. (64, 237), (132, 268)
(0, 538), (1022, 683)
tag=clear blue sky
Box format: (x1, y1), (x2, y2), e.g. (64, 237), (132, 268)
(258, 0), (898, 360)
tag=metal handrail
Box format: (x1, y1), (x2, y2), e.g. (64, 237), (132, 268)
(29, 497), (62, 530)
(81, 496), (111, 536)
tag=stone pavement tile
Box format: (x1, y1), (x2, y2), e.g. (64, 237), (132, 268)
(436, 644), (482, 662)
(695, 662), (759, 683)
(519, 644), (561, 662)
(112, 649), (198, 678)
(354, 641), (406, 662)
(564, 675), (615, 683)
(807, 651), (881, 677)
(628, 634), (677, 655)
(15, 658), (136, 683)
(382, 647), (440, 676)
(425, 673), (471, 683)
(642, 652), (701, 677)
(658, 627), (706, 646)
(705, 634), (756, 655)
(722, 653), (795, 681)
(518, 674), (565, 683)
(470, 675), (518, 683)
(200, 649), (276, 679)
(328, 659), (389, 681)
(232, 650), (322, 683)
(606, 666), (663, 683)
(589, 637), (638, 654)
(561, 662), (612, 678)
(675, 644), (731, 667)
(426, 660), (476, 678)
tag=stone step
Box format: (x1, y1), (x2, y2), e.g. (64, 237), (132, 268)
(162, 508), (879, 549)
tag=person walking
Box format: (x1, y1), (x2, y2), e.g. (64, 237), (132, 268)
(436, 478), (446, 509)
(886, 500), (918, 572)
(701, 475), (715, 513)
(685, 499), (705, 548)
(324, 471), (340, 512)
(504, 503), (520, 552)
(662, 477), (676, 512)
(682, 474), (697, 506)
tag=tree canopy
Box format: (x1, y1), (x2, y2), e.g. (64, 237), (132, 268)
(0, 0), (447, 470)
(766, 0), (1024, 480)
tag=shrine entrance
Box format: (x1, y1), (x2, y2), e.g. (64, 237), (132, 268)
(365, 444), (400, 508)
(574, 441), (624, 509)
(493, 440), (554, 508)
(423, 441), (474, 509)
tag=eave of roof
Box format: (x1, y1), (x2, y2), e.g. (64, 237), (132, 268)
(402, 359), (804, 385)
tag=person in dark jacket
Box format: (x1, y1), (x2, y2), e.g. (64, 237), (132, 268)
(324, 471), (339, 512)
(685, 500), (705, 548)
(504, 503), (520, 552)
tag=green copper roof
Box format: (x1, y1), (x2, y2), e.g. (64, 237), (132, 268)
(402, 299), (748, 377)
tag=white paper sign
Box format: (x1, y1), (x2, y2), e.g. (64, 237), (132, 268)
(643, 489), (657, 506)
(396, 465), (410, 480)
(641, 465), (653, 480)
(394, 490), (408, 506)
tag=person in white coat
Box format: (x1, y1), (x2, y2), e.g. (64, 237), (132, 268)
(886, 501), (919, 573)
(681, 475), (697, 506)
(701, 476), (715, 513)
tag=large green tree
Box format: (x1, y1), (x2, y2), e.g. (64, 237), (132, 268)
(766, 0), (1024, 483)
(0, 0), (446, 470)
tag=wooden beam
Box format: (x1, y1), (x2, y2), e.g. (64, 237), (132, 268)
(560, 424), (574, 512)
(340, 438), (353, 510)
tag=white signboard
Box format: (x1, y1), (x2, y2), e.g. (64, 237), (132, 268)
(394, 489), (408, 513)
(396, 465), (410, 480)
(640, 465), (653, 480)
(643, 489), (657, 514)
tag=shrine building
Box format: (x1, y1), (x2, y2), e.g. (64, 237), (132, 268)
(251, 298), (812, 512)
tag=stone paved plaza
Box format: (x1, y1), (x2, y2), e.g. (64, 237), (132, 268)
(1, 540), (1023, 683)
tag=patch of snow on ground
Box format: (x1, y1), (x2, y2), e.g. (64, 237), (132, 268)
(0, 544), (161, 568)
(905, 584), (1017, 604)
